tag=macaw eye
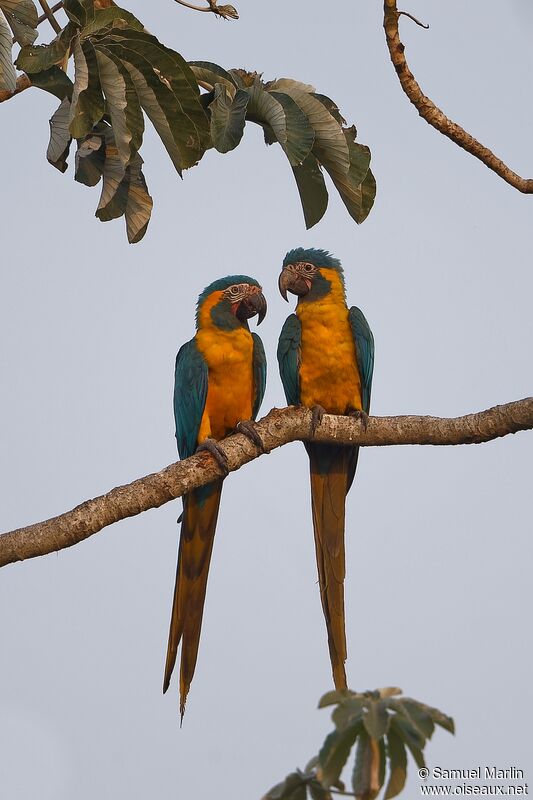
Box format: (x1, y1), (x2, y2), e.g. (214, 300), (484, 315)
(303, 263), (314, 272)
(230, 286), (240, 295)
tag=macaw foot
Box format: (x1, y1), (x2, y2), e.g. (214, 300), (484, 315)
(196, 438), (230, 476)
(311, 404), (327, 435)
(235, 420), (270, 454)
(347, 407), (369, 432)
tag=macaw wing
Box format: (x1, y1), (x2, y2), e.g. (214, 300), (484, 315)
(277, 313), (301, 406)
(174, 338), (208, 460)
(348, 306), (374, 414)
(251, 332), (267, 420)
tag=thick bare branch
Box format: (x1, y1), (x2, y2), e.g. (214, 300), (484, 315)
(0, 73), (31, 103)
(383, 0), (533, 193)
(1, 398), (531, 570)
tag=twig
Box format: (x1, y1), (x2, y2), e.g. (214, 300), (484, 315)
(397, 10), (429, 29)
(36, 1), (63, 26)
(173, 0), (238, 19)
(1, 398), (531, 569)
(383, 0), (533, 193)
(38, 0), (62, 33)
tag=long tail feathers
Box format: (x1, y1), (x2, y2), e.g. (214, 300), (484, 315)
(308, 444), (358, 690)
(163, 481), (223, 720)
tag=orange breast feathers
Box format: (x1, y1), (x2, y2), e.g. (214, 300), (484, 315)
(296, 269), (362, 415)
(195, 291), (255, 443)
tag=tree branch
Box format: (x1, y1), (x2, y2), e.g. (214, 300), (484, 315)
(1, 399), (531, 569)
(0, 73), (31, 103)
(37, 0), (62, 33)
(383, 0), (533, 193)
(173, 0), (238, 19)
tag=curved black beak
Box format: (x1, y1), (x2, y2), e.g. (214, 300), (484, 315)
(278, 266), (310, 300)
(236, 287), (267, 325)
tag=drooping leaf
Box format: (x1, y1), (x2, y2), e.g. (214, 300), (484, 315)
(30, 65), (73, 100)
(390, 699), (435, 740)
(0, 0), (37, 45)
(69, 38), (105, 139)
(420, 703), (455, 735)
(288, 89), (351, 175)
(269, 90), (314, 166)
(292, 152), (328, 228)
(16, 22), (77, 73)
(363, 699), (390, 741)
(47, 96), (72, 172)
(189, 60), (237, 93)
(352, 732), (382, 800)
(266, 77), (315, 94)
(75, 129), (106, 186)
(389, 717), (426, 770)
(318, 689), (350, 709)
(319, 722), (361, 788)
(95, 47), (144, 164)
(332, 697), (365, 732)
(80, 6), (143, 38)
(208, 83), (249, 153)
(122, 153), (152, 243)
(0, 8), (16, 92)
(383, 729), (407, 800)
(63, 0), (93, 27)
(314, 93), (346, 126)
(262, 771), (308, 800)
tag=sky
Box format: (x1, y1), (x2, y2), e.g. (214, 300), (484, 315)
(1, 1), (532, 798)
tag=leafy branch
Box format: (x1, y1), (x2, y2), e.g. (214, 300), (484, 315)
(383, 0), (533, 193)
(173, 0), (239, 20)
(263, 687), (454, 800)
(1, 398), (531, 569)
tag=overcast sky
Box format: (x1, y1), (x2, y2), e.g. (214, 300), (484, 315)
(1, 1), (532, 797)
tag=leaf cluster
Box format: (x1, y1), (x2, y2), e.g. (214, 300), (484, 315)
(263, 688), (454, 800)
(4, 0), (375, 242)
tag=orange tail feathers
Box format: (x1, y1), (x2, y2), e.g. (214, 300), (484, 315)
(163, 481), (223, 720)
(308, 444), (355, 690)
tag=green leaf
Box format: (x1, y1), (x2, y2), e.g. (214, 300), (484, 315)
(0, 9), (16, 92)
(75, 129), (106, 186)
(352, 731), (379, 800)
(266, 77), (315, 94)
(16, 23), (77, 73)
(318, 689), (351, 709)
(332, 697), (365, 731)
(262, 772), (308, 800)
(314, 93), (346, 125)
(422, 703), (455, 735)
(391, 699), (435, 740)
(63, 0), (93, 27)
(390, 717), (426, 770)
(208, 83), (249, 153)
(47, 96), (72, 172)
(99, 29), (210, 169)
(80, 6), (144, 38)
(95, 47), (144, 164)
(122, 153), (152, 243)
(308, 778), (331, 800)
(359, 166), (376, 223)
(292, 152), (328, 229)
(384, 729), (407, 800)
(69, 38), (105, 139)
(0, 0), (37, 45)
(363, 699), (390, 741)
(30, 65), (73, 100)
(288, 89), (350, 175)
(319, 722), (361, 788)
(269, 90), (314, 166)
(189, 60), (237, 93)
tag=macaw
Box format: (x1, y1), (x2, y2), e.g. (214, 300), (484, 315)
(277, 248), (374, 689)
(164, 275), (267, 719)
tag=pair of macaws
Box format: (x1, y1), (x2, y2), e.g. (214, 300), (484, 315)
(163, 248), (374, 719)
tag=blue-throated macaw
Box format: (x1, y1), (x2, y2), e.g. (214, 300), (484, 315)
(277, 248), (374, 689)
(164, 276), (267, 718)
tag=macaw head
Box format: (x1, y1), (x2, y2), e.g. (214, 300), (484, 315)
(278, 247), (344, 302)
(196, 275), (267, 330)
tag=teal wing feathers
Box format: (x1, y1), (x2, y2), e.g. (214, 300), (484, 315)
(277, 313), (302, 406)
(251, 333), (267, 420)
(348, 306), (374, 414)
(174, 339), (208, 459)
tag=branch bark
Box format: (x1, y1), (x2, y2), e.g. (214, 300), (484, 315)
(383, 0), (533, 193)
(173, 0), (238, 19)
(1, 398), (531, 569)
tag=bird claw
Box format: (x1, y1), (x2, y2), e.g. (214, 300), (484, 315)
(311, 405), (326, 435)
(348, 408), (369, 432)
(236, 420), (270, 454)
(196, 438), (230, 476)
